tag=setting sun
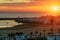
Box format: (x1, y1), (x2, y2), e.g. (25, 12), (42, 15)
(48, 6), (59, 16)
(51, 6), (58, 11)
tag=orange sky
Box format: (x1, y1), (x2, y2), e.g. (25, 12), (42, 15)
(0, 0), (60, 13)
(0, 0), (60, 28)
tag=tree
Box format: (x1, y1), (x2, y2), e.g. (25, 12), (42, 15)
(7, 33), (11, 40)
(39, 32), (42, 37)
(7, 32), (15, 40)
(43, 29), (46, 37)
(34, 31), (38, 37)
(30, 32), (33, 38)
(50, 29), (53, 36)
(58, 29), (60, 33)
(58, 29), (60, 35)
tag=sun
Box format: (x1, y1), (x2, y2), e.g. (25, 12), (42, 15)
(48, 6), (59, 16)
(50, 6), (59, 13)
(51, 6), (58, 11)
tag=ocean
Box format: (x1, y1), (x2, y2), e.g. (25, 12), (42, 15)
(0, 20), (18, 28)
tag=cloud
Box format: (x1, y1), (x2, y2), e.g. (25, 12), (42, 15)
(0, 0), (33, 3)
(0, 0), (60, 12)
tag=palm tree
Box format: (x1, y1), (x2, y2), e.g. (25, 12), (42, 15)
(58, 29), (60, 33)
(50, 28), (53, 36)
(58, 29), (60, 35)
(11, 32), (16, 40)
(10, 33), (15, 40)
(47, 32), (51, 36)
(34, 31), (38, 37)
(30, 32), (33, 38)
(15, 32), (19, 36)
(7, 33), (11, 40)
(19, 32), (23, 36)
(43, 29), (46, 37)
(7, 32), (15, 40)
(35, 31), (38, 34)
(34, 31), (38, 40)
(39, 32), (42, 37)
(50, 16), (54, 36)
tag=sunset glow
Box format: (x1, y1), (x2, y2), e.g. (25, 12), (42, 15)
(0, 0), (60, 16)
(51, 6), (58, 11)
(0, 0), (32, 3)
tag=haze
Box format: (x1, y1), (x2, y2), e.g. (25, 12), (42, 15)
(0, 0), (60, 17)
